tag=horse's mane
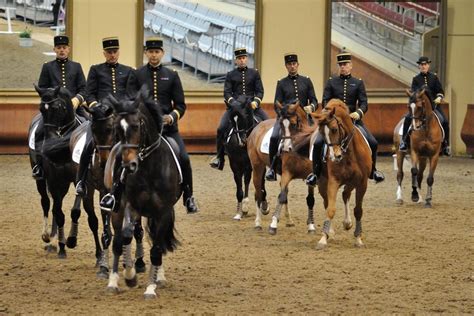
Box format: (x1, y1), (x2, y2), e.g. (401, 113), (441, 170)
(292, 124), (318, 152)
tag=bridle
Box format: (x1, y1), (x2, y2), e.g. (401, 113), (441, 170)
(41, 97), (76, 137)
(411, 97), (428, 130)
(324, 115), (355, 155)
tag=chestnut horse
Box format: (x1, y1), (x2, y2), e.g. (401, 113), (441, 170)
(247, 100), (316, 234)
(393, 88), (443, 208)
(310, 99), (372, 249)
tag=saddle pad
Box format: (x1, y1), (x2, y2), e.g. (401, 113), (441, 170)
(355, 126), (372, 155)
(433, 112), (445, 140)
(260, 127), (274, 154)
(161, 136), (183, 184)
(28, 122), (39, 150)
(72, 133), (87, 164)
(398, 123), (404, 136)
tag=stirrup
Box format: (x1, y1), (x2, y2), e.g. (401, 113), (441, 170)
(75, 180), (86, 196)
(209, 156), (224, 170)
(100, 193), (116, 213)
(305, 173), (318, 187)
(32, 165), (43, 180)
(265, 169), (277, 181)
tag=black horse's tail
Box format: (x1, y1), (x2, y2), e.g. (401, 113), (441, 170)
(146, 208), (179, 254)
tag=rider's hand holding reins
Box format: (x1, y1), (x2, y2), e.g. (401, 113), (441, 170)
(434, 96), (442, 104)
(250, 101), (258, 110)
(71, 97), (81, 109)
(163, 114), (174, 125)
(304, 105), (313, 114)
(349, 111), (361, 121)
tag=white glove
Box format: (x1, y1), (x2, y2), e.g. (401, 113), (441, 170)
(250, 101), (258, 110)
(71, 97), (80, 109)
(88, 101), (98, 108)
(434, 96), (442, 104)
(303, 105), (313, 114)
(349, 112), (360, 120)
(163, 114), (174, 125)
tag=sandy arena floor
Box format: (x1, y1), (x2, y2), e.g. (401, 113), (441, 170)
(0, 154), (473, 314)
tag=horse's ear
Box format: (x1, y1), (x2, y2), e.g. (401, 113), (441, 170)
(419, 88), (425, 97)
(34, 84), (45, 97)
(276, 101), (283, 110)
(406, 89), (413, 97)
(107, 94), (120, 112)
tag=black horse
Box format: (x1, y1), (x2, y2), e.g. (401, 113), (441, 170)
(225, 96), (259, 220)
(31, 85), (102, 260)
(104, 89), (179, 299)
(28, 113), (57, 253)
(75, 102), (146, 278)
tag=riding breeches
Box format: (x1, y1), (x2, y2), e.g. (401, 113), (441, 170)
(253, 107), (269, 121)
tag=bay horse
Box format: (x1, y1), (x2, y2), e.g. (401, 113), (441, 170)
(225, 95), (258, 220)
(309, 99), (372, 249)
(393, 88), (443, 208)
(31, 85), (103, 261)
(247, 100), (316, 234)
(28, 113), (57, 253)
(104, 90), (179, 299)
(73, 102), (146, 278)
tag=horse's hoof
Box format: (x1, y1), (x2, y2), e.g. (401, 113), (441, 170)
(106, 286), (120, 295)
(254, 226), (262, 231)
(307, 229), (316, 235)
(424, 202), (432, 208)
(354, 241), (365, 248)
(96, 267), (109, 279)
(285, 223), (295, 227)
(232, 214), (242, 221)
(44, 244), (57, 253)
(135, 259), (146, 274)
(242, 211), (249, 218)
(41, 233), (50, 243)
(268, 227), (277, 235)
(411, 194), (419, 203)
(125, 276), (138, 288)
(342, 221), (353, 231)
(144, 293), (157, 300)
(156, 280), (166, 289)
(66, 237), (77, 249)
(57, 250), (67, 259)
(396, 199), (404, 205)
(316, 242), (327, 250)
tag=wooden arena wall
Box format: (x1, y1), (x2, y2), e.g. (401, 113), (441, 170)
(0, 102), (450, 154)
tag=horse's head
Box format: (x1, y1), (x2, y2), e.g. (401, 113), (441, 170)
(407, 88), (433, 131)
(313, 99), (353, 162)
(85, 102), (115, 168)
(35, 84), (75, 138)
(227, 95), (253, 146)
(275, 99), (303, 152)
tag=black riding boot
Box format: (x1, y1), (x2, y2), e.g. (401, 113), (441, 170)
(265, 136), (279, 181)
(305, 137), (324, 187)
(210, 133), (225, 170)
(182, 158), (198, 213)
(369, 152), (385, 183)
(75, 141), (94, 196)
(442, 121), (451, 156)
(399, 115), (411, 152)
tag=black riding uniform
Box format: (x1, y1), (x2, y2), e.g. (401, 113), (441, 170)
(33, 58), (87, 178)
(126, 63), (197, 212)
(75, 62), (134, 195)
(400, 71), (449, 151)
(265, 74), (318, 181)
(307, 74), (384, 185)
(211, 66), (269, 170)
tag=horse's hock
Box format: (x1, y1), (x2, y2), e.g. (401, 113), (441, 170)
(461, 104), (474, 156)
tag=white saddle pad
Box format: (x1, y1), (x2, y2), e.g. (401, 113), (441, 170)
(355, 126), (372, 155)
(161, 136), (183, 184)
(72, 133), (87, 164)
(398, 123), (404, 136)
(28, 122), (39, 150)
(433, 112), (445, 140)
(260, 127), (274, 154)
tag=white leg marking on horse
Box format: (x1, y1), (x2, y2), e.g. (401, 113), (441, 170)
(396, 185), (403, 201)
(233, 213), (242, 221)
(410, 103), (418, 130)
(120, 118), (128, 134)
(317, 234), (328, 250)
(157, 265), (166, 283)
(324, 126), (335, 161)
(343, 199), (352, 230)
(270, 215), (278, 229)
(144, 283), (157, 297)
(242, 197), (249, 214)
(255, 202), (262, 228)
(308, 223), (316, 232)
(107, 272), (120, 289)
(282, 119), (292, 151)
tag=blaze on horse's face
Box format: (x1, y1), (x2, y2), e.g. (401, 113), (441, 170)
(317, 107), (346, 163)
(109, 96), (142, 173)
(35, 85), (73, 137)
(86, 103), (115, 167)
(228, 96), (252, 146)
(407, 89), (429, 131)
(276, 100), (301, 152)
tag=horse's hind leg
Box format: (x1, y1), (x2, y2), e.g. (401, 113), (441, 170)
(306, 186), (316, 234)
(252, 164), (266, 230)
(122, 204), (137, 288)
(36, 180), (52, 243)
(66, 195), (81, 249)
(269, 173), (291, 235)
(424, 155), (439, 208)
(353, 181), (368, 248)
(410, 153), (420, 203)
(242, 165), (252, 217)
(51, 196), (67, 258)
(97, 208), (111, 279)
(134, 218), (146, 273)
(317, 180), (338, 250)
(107, 212), (124, 294)
(81, 191), (102, 266)
(342, 185), (353, 231)
(396, 151), (405, 205)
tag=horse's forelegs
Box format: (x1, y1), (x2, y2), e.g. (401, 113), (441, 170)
(66, 195), (82, 249)
(424, 155), (439, 208)
(144, 245), (165, 299)
(269, 178), (290, 235)
(107, 221), (123, 294)
(317, 180), (338, 250)
(97, 210), (112, 279)
(342, 186), (353, 231)
(51, 196), (67, 258)
(396, 152), (405, 205)
(134, 220), (146, 274)
(36, 179), (52, 243)
(353, 181), (368, 248)
(81, 192), (102, 266)
(253, 166), (267, 230)
(306, 186), (316, 234)
(242, 166), (252, 216)
(233, 171), (245, 221)
(410, 166), (420, 202)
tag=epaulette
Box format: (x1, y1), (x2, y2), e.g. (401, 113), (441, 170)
(328, 77), (332, 80)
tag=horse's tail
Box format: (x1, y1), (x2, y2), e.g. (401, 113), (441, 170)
(147, 208), (179, 254)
